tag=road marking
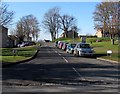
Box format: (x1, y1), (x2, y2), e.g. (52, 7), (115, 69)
(72, 67), (85, 80)
(58, 53), (61, 56)
(62, 56), (85, 80)
(52, 47), (85, 80)
(62, 57), (69, 63)
(55, 51), (58, 53)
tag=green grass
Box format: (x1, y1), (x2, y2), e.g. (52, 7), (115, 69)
(0, 56), (28, 63)
(91, 41), (119, 61)
(0, 46), (37, 63)
(55, 37), (119, 62)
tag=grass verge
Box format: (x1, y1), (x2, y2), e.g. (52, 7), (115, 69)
(0, 46), (38, 63)
(91, 41), (119, 62)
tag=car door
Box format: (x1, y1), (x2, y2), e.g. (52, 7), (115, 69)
(74, 44), (78, 54)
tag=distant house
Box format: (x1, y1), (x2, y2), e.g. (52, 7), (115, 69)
(0, 25), (19, 48)
(95, 28), (103, 38)
(61, 30), (78, 38)
(95, 28), (109, 38)
(95, 28), (120, 38)
(8, 35), (19, 47)
(23, 36), (32, 42)
(0, 26), (9, 48)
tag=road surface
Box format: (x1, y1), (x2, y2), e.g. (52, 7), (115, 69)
(2, 43), (119, 93)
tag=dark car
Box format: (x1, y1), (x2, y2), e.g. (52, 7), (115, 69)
(28, 41), (36, 46)
(55, 41), (58, 47)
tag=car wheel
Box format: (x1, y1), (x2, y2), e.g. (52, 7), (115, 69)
(76, 51), (79, 57)
(71, 50), (74, 54)
(73, 51), (76, 56)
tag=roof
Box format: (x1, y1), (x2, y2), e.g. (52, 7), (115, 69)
(8, 35), (18, 40)
(0, 25), (8, 32)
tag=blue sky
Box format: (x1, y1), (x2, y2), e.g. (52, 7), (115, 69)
(5, 2), (99, 40)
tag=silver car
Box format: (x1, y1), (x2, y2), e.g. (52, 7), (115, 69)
(73, 43), (94, 56)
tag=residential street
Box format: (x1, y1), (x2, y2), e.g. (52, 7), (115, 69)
(2, 43), (119, 93)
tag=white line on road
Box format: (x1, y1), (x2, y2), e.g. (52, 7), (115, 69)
(52, 48), (85, 80)
(62, 56), (85, 80)
(55, 51), (58, 53)
(72, 67), (85, 80)
(58, 53), (61, 56)
(62, 57), (69, 63)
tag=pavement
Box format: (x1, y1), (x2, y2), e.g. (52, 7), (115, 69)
(97, 57), (119, 64)
(2, 43), (119, 93)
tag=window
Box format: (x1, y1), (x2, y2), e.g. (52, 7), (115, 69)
(79, 44), (90, 48)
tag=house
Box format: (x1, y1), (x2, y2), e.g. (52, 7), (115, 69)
(95, 28), (120, 38)
(61, 30), (78, 38)
(23, 36), (32, 41)
(0, 26), (9, 48)
(8, 35), (19, 47)
(0, 25), (19, 48)
(95, 28), (109, 38)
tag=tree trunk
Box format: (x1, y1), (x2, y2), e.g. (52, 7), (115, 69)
(111, 38), (114, 45)
(64, 28), (68, 38)
(51, 32), (56, 41)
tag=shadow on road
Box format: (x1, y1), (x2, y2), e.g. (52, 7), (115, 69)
(2, 47), (119, 87)
(94, 53), (107, 58)
(2, 62), (119, 86)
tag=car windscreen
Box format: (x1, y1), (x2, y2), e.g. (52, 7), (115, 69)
(79, 44), (90, 48)
(71, 44), (76, 48)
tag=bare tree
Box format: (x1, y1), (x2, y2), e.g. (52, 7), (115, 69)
(93, 2), (120, 39)
(60, 14), (76, 38)
(110, 2), (120, 38)
(16, 20), (25, 43)
(93, 2), (110, 36)
(42, 7), (60, 41)
(0, 3), (14, 26)
(16, 14), (40, 42)
(71, 25), (79, 39)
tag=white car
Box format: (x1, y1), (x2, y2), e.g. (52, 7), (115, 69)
(73, 43), (94, 57)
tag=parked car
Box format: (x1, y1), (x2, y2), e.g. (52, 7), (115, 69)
(17, 44), (21, 47)
(18, 41), (36, 47)
(28, 41), (36, 46)
(66, 43), (76, 54)
(20, 42), (29, 47)
(57, 41), (61, 48)
(62, 42), (69, 51)
(55, 41), (58, 47)
(73, 43), (94, 56)
(59, 41), (64, 49)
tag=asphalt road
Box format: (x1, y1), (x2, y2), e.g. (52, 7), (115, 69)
(2, 43), (119, 93)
